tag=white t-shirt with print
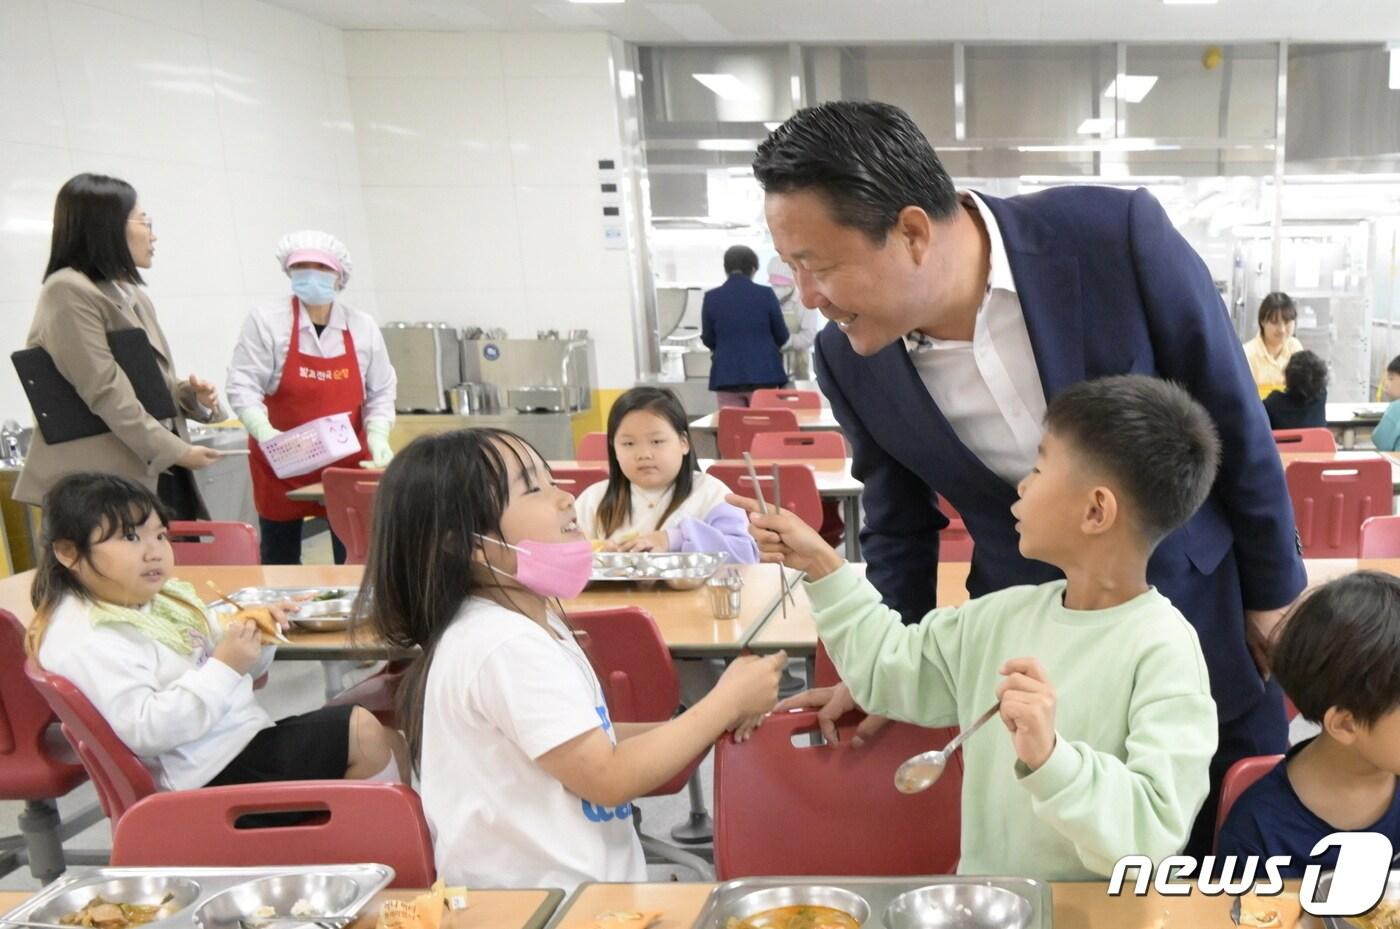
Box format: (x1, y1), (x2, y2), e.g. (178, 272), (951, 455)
(419, 597), (646, 892)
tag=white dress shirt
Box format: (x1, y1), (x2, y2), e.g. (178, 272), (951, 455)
(225, 299), (397, 423)
(904, 192), (1046, 486)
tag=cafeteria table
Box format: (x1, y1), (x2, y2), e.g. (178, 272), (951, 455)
(687, 407), (844, 457)
(0, 563), (793, 661)
(0, 888), (564, 929)
(1325, 401), (1387, 449)
(543, 880), (1315, 929)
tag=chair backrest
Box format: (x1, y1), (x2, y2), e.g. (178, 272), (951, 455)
(933, 495), (973, 561)
(1214, 754), (1285, 851)
(322, 468), (382, 565)
(1272, 428), (1337, 453)
(1285, 458), (1393, 558)
(0, 611), (87, 801)
(112, 781), (435, 887)
(549, 466), (609, 497)
(749, 431), (847, 460)
(714, 709), (962, 878)
(23, 656), (157, 821)
(706, 462), (824, 531)
(167, 521), (260, 566)
(716, 407), (799, 459)
(576, 432), (609, 463)
(1361, 514), (1400, 558)
(749, 389), (822, 411)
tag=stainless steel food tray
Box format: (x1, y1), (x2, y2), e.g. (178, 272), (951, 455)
(691, 876), (1052, 929)
(205, 588), (361, 633)
(208, 587), (359, 606)
(591, 551), (727, 582)
(0, 864), (394, 929)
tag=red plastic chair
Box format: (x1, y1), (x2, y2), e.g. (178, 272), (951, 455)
(936, 495), (973, 562)
(749, 431), (847, 546)
(707, 462), (824, 532)
(111, 781), (434, 887)
(24, 656), (159, 822)
(813, 640), (838, 688)
(577, 432), (609, 463)
(1272, 428), (1338, 453)
(167, 521), (260, 566)
(0, 612), (103, 882)
(322, 468), (382, 565)
(717, 407), (799, 459)
(714, 708), (962, 878)
(1285, 458), (1393, 558)
(549, 466), (608, 497)
(569, 607), (711, 876)
(750, 389), (822, 411)
(1361, 514), (1400, 557)
(1214, 754), (1285, 852)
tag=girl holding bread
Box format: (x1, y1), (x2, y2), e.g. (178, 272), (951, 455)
(25, 472), (406, 790)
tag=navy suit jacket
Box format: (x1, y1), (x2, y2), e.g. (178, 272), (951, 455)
(814, 186), (1307, 722)
(701, 275), (789, 391)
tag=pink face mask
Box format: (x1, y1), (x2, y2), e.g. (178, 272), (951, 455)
(476, 535), (594, 599)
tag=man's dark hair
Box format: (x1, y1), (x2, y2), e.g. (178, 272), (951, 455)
(1044, 375), (1220, 544)
(1257, 291), (1297, 335)
(1273, 571), (1400, 726)
(1283, 350), (1328, 404)
(723, 245), (759, 277)
(1387, 354), (1400, 377)
(752, 101), (959, 243)
(44, 173), (144, 285)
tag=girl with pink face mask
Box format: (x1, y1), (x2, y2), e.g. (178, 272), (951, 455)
(362, 427), (785, 892)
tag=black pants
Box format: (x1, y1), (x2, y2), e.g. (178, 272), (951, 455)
(259, 517), (347, 565)
(157, 467), (205, 521)
(1183, 675), (1290, 857)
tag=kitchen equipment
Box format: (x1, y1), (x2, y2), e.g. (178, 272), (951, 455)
(381, 322), (462, 413)
(591, 551), (727, 585)
(0, 865), (392, 929)
(287, 599), (356, 632)
(691, 877), (1052, 929)
(447, 382), (503, 415)
(884, 885), (1032, 929)
(0, 420), (24, 464)
(895, 702), (1001, 794)
(461, 338), (596, 414)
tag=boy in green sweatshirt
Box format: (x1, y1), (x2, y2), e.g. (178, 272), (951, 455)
(734, 374), (1220, 880)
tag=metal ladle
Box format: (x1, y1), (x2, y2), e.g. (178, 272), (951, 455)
(894, 701), (1001, 794)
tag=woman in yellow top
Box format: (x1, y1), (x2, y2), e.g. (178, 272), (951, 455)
(1241, 292), (1304, 399)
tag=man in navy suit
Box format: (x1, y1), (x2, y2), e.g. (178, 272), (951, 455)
(700, 245), (790, 407)
(756, 101), (1305, 856)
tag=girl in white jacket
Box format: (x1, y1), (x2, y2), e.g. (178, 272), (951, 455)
(26, 473), (405, 791)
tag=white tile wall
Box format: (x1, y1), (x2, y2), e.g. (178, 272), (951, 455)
(0, 0), (375, 423)
(347, 30), (639, 387)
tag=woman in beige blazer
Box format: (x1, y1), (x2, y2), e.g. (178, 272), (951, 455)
(14, 174), (226, 519)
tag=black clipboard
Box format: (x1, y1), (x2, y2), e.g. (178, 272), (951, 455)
(12, 329), (179, 444)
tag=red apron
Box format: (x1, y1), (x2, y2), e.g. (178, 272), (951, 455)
(249, 297), (369, 521)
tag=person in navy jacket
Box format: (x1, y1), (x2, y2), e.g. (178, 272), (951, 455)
(755, 101), (1305, 856)
(700, 245), (790, 407)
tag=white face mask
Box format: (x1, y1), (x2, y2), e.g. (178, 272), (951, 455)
(290, 268), (337, 305)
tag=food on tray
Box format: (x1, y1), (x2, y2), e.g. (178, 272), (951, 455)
(1355, 899), (1400, 929)
(724, 905), (862, 929)
(313, 589), (349, 601)
(219, 606), (282, 642)
(579, 912), (663, 929)
(375, 879), (468, 929)
(1236, 891), (1301, 929)
(242, 898), (317, 927)
(58, 894), (177, 928)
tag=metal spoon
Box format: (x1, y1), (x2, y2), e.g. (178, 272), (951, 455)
(894, 701), (1001, 794)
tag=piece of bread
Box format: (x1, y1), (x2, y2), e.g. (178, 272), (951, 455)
(1237, 892), (1301, 929)
(220, 607), (281, 643)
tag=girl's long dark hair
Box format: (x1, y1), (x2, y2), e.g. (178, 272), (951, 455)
(358, 428), (553, 773)
(45, 173), (144, 285)
(595, 386), (698, 537)
(27, 473), (169, 657)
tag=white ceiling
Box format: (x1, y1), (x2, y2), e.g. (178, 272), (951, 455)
(263, 0), (1400, 43)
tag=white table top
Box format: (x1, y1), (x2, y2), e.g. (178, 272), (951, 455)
(689, 407), (842, 431)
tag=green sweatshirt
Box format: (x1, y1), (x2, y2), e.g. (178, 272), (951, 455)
(807, 564), (1218, 880)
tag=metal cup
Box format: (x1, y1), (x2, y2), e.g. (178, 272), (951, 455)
(707, 571), (743, 620)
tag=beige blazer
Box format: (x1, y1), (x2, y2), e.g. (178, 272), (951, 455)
(13, 268), (225, 508)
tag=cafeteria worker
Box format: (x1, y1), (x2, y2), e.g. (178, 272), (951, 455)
(226, 231), (397, 564)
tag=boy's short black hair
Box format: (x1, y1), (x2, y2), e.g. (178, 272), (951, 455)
(723, 245), (759, 277)
(1387, 354), (1400, 377)
(1273, 571), (1400, 726)
(1043, 375), (1221, 544)
(753, 101), (959, 244)
(1283, 350), (1328, 404)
